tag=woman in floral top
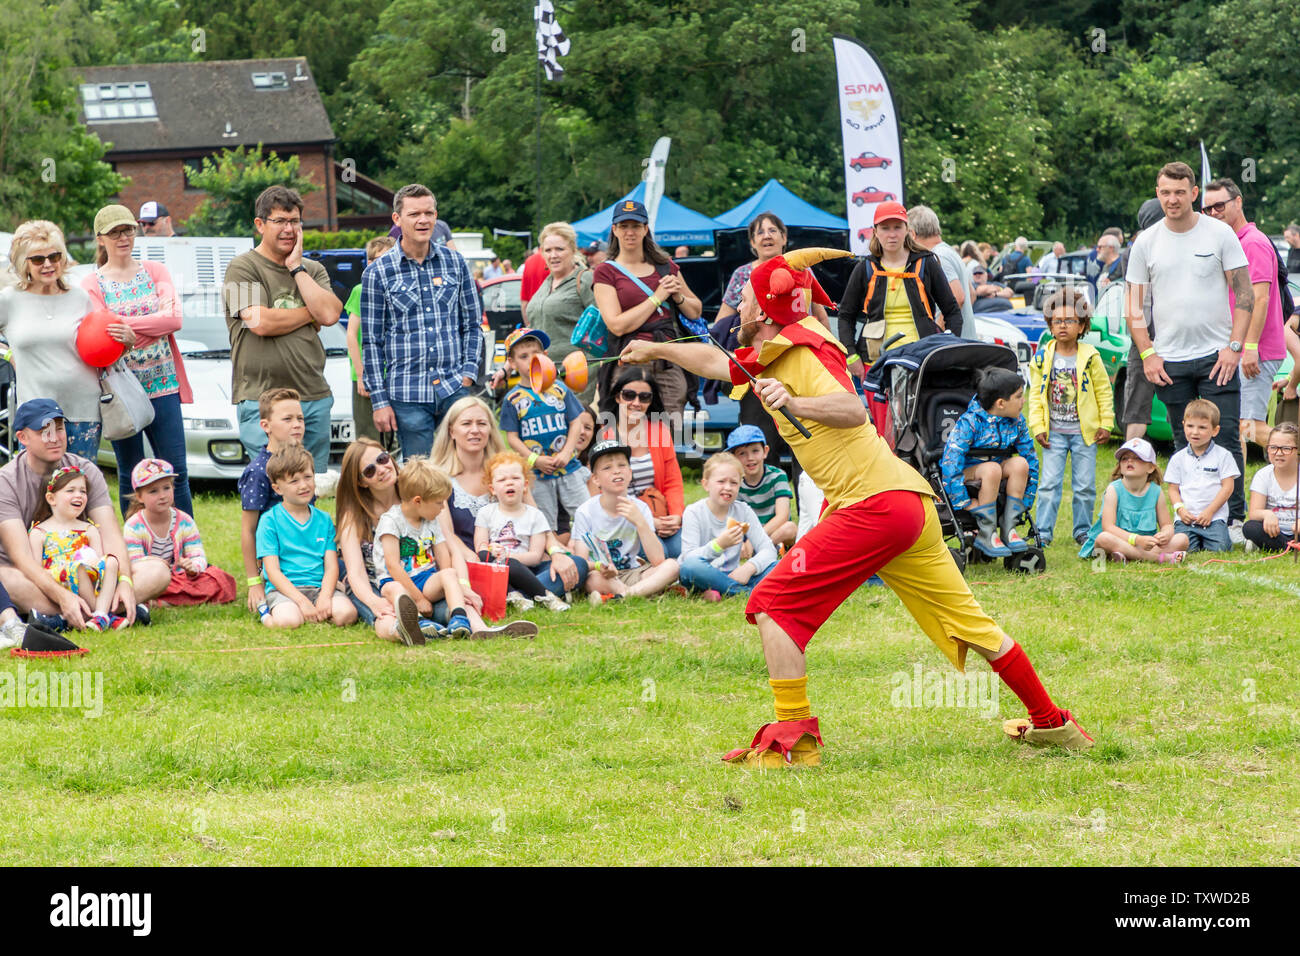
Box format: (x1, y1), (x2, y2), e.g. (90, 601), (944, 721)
(80, 205), (194, 518)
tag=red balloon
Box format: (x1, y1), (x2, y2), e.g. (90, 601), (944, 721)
(76, 309), (125, 368)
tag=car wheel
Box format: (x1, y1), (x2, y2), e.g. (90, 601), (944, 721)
(853, 197), (864, 206)
(1112, 369), (1127, 426)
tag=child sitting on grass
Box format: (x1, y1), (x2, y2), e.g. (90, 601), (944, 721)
(28, 466), (122, 631)
(571, 439), (680, 605)
(1164, 399), (1239, 553)
(256, 445), (357, 629)
(124, 458), (237, 605)
(474, 451), (573, 612)
(726, 425), (798, 550)
(240, 387), (306, 617)
(1077, 437), (1189, 564)
(1244, 422), (1300, 552)
(1027, 287), (1113, 546)
(940, 367), (1038, 557)
(679, 452), (777, 601)
(375, 456), (538, 644)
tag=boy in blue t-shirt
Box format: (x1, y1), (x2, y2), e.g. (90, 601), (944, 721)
(497, 328), (589, 529)
(255, 445), (356, 629)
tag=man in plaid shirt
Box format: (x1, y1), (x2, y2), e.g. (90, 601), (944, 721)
(360, 184), (484, 458)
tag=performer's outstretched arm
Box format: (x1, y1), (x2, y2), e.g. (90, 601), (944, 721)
(619, 341), (730, 382)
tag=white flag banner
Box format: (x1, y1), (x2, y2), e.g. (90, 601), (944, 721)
(833, 35), (905, 256)
(1200, 140), (1212, 207)
(535, 0), (571, 81)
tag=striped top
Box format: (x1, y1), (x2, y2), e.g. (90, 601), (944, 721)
(123, 508), (206, 571)
(628, 454), (655, 496)
(738, 464), (794, 525)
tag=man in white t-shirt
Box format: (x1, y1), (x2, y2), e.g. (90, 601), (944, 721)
(909, 205), (978, 340)
(1125, 160), (1253, 523)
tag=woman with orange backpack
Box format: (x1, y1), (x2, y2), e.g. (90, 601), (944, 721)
(838, 202), (962, 363)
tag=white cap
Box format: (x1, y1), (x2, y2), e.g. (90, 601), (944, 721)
(1117, 437), (1157, 464)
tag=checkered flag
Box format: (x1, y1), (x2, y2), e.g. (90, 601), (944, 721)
(535, 0), (570, 81)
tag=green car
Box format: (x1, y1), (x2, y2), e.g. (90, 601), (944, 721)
(1037, 279), (1295, 442)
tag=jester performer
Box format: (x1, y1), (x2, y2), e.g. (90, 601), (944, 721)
(619, 248), (1093, 766)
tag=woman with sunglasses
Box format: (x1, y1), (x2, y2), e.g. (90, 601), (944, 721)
(430, 396), (587, 600)
(81, 205), (194, 518)
(335, 439), (403, 639)
(609, 367), (685, 558)
(0, 221), (104, 459)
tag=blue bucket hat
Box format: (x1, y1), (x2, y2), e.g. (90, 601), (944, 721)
(725, 424), (768, 451)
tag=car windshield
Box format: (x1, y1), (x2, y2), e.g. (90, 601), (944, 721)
(173, 295), (348, 357)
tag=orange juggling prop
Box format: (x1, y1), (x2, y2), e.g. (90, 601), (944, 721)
(76, 310), (126, 368)
(527, 350), (589, 393)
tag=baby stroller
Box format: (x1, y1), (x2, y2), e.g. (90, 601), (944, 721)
(864, 335), (1047, 575)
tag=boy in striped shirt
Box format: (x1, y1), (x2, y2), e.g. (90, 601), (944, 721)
(727, 425), (798, 549)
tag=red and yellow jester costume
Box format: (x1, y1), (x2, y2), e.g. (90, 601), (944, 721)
(718, 249), (1092, 766)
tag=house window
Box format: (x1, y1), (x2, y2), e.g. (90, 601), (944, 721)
(81, 81), (157, 123)
(251, 72), (289, 90)
(183, 158), (209, 192)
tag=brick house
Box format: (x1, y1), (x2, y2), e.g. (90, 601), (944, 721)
(77, 58), (393, 231)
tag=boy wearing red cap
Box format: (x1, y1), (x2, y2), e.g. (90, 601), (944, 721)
(621, 249), (1092, 765)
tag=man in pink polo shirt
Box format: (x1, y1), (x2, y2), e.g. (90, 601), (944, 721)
(1202, 177), (1285, 455)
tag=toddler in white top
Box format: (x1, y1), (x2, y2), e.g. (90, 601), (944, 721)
(678, 452), (778, 601)
(474, 452), (571, 611)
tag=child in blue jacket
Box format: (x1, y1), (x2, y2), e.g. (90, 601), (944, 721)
(940, 367), (1039, 557)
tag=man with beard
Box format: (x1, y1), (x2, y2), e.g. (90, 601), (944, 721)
(620, 249), (1092, 766)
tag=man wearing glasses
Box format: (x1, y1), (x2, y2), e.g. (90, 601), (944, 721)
(221, 185), (343, 472)
(137, 201), (176, 237)
(360, 184), (483, 459)
(1126, 161), (1253, 528)
(1201, 177), (1286, 460)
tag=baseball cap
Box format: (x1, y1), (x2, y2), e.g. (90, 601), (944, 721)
(94, 205), (137, 236)
(138, 201), (169, 222)
(872, 201), (908, 226)
(584, 240), (608, 253)
(14, 399), (65, 433)
(1137, 198), (1165, 232)
(1116, 437), (1157, 464)
(131, 458), (176, 491)
(725, 424), (767, 451)
(611, 200), (649, 225)
(587, 438), (632, 469)
(503, 327), (551, 353)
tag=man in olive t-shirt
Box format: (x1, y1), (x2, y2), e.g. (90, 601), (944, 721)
(221, 186), (342, 472)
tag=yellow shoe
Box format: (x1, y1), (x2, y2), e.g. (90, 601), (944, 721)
(722, 718), (823, 768)
(1003, 710), (1094, 750)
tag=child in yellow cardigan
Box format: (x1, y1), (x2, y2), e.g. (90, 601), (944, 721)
(1028, 288), (1114, 545)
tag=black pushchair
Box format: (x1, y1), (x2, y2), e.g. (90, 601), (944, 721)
(864, 336), (1047, 575)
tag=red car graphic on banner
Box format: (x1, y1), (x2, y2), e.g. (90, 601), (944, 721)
(857, 227), (873, 244)
(849, 151), (893, 171)
(852, 188), (897, 206)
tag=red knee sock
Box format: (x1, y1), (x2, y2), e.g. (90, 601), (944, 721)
(990, 642), (1063, 728)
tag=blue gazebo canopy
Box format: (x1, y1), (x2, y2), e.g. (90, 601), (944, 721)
(572, 182), (720, 247)
(714, 179), (848, 230)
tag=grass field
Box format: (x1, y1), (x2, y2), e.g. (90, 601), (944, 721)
(1, 445), (1296, 866)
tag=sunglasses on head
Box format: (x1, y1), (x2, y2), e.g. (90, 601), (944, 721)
(28, 252), (63, 266)
(361, 451), (392, 479)
(619, 388), (654, 404)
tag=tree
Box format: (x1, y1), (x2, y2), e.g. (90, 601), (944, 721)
(183, 145), (319, 237)
(0, 0), (127, 233)
(80, 0), (202, 65)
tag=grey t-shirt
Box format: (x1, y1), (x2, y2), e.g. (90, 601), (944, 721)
(221, 249), (333, 404)
(0, 450), (112, 565)
(1125, 214), (1248, 363)
(933, 241), (977, 339)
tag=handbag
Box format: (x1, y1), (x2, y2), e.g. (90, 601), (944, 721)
(570, 303), (610, 358)
(98, 359), (155, 441)
(637, 485), (671, 519)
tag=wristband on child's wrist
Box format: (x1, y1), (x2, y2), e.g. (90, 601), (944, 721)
(247, 576), (263, 587)
(119, 575), (133, 587)
(1127, 533), (1138, 546)
(526, 452), (539, 468)
(710, 539), (723, 554)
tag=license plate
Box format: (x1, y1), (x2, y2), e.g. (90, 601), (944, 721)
(695, 432), (723, 450)
(331, 420), (355, 443)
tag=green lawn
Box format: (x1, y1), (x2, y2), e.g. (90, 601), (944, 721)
(0, 447), (1296, 865)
